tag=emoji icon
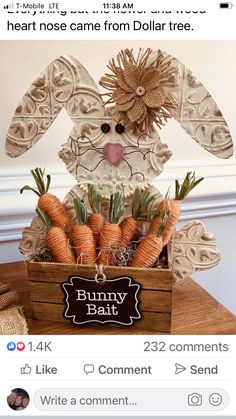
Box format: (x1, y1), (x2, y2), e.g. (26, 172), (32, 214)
(209, 393), (223, 406)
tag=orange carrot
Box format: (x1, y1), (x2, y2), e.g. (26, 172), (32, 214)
(120, 189), (158, 246)
(71, 198), (97, 265)
(99, 191), (124, 266)
(130, 206), (171, 268)
(148, 204), (163, 236)
(88, 213), (105, 243)
(148, 200), (180, 239)
(21, 168), (72, 232)
(149, 172), (204, 245)
(120, 217), (139, 246)
(36, 208), (75, 264)
(87, 184), (105, 246)
(161, 200), (181, 246)
(99, 223), (122, 266)
(130, 235), (164, 268)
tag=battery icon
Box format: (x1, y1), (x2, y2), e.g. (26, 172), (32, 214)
(219, 2), (233, 8)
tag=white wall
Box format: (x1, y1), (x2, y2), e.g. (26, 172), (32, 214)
(0, 41), (236, 313)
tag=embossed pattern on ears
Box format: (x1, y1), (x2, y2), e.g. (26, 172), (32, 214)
(149, 50), (234, 159)
(5, 55), (104, 158)
(171, 220), (221, 282)
(5, 52), (173, 195)
(5, 49), (233, 199)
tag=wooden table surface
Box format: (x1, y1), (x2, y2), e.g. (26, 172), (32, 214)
(1, 261), (236, 335)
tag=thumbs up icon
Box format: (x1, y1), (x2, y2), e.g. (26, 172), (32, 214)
(20, 364), (32, 375)
(7, 342), (16, 351)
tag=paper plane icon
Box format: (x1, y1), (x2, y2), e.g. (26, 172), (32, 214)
(175, 363), (187, 374)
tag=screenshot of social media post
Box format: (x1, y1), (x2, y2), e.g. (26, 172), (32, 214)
(0, 0), (236, 417)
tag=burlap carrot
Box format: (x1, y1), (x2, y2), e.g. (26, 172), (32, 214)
(36, 208), (75, 264)
(71, 198), (97, 265)
(99, 192), (124, 266)
(130, 202), (171, 268)
(120, 189), (158, 246)
(87, 185), (105, 246)
(21, 168), (72, 232)
(149, 172), (204, 245)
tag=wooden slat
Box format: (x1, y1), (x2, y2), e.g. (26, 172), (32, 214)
(27, 262), (174, 291)
(141, 290), (172, 313)
(30, 282), (172, 313)
(31, 302), (171, 332)
(2, 262), (235, 335)
(28, 320), (167, 335)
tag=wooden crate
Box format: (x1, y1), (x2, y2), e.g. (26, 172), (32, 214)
(28, 262), (174, 333)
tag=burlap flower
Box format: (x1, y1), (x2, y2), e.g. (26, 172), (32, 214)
(100, 48), (177, 133)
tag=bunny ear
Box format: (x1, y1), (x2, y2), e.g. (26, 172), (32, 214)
(5, 55), (104, 158)
(152, 50), (234, 159)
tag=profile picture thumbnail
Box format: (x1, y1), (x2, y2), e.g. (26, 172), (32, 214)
(7, 388), (30, 411)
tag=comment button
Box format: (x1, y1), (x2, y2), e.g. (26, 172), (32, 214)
(34, 388), (228, 411)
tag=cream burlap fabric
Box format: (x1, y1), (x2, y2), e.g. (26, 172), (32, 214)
(0, 282), (28, 335)
(0, 307), (28, 335)
(0, 286), (18, 311)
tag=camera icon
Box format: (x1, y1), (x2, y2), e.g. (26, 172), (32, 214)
(188, 393), (202, 406)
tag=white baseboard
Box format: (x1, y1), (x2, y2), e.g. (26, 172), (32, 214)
(0, 158), (235, 243)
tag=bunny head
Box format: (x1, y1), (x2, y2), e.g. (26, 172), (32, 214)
(5, 49), (233, 196)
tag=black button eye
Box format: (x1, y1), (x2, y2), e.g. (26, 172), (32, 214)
(115, 123), (125, 134)
(101, 123), (111, 133)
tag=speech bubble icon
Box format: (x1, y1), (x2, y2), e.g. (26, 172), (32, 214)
(84, 364), (94, 374)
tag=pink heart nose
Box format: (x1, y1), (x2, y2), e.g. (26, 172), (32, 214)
(103, 143), (124, 166)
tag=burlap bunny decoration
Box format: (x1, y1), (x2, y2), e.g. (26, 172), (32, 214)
(5, 48), (233, 280)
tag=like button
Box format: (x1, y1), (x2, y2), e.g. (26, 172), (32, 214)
(20, 364), (32, 375)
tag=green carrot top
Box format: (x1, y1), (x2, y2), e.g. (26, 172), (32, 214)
(36, 207), (51, 229)
(20, 168), (51, 197)
(88, 184), (103, 214)
(132, 189), (158, 220)
(175, 171), (204, 200)
(156, 200), (171, 238)
(74, 198), (88, 225)
(109, 192), (124, 224)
